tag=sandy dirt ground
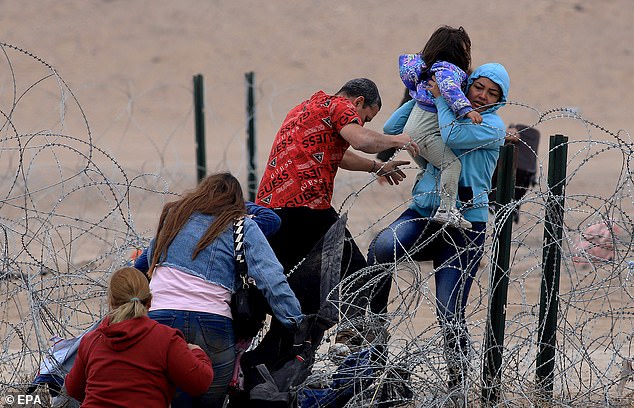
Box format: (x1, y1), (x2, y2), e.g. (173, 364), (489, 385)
(1, 0), (634, 405)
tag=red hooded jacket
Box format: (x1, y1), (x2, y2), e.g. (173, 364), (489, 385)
(65, 315), (213, 407)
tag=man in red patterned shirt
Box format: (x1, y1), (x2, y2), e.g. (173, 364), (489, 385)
(248, 79), (418, 373)
(257, 79), (416, 210)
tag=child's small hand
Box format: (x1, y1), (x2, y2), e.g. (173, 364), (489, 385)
(466, 110), (482, 124)
(427, 75), (440, 98)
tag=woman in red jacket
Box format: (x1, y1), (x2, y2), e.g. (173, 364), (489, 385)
(65, 267), (213, 407)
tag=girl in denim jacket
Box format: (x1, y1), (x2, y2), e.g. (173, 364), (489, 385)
(146, 172), (304, 408)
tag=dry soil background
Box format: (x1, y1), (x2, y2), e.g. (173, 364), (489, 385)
(1, 0), (634, 403)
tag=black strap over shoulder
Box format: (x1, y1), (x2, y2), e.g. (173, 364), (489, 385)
(233, 216), (249, 282)
(231, 216), (268, 340)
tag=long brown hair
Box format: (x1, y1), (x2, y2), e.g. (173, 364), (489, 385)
(148, 172), (247, 278)
(420, 25), (472, 73)
(108, 267), (152, 324)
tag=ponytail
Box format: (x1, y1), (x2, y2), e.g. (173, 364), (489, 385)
(108, 267), (153, 324)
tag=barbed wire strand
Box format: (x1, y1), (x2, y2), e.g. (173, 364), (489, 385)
(1, 43), (634, 407)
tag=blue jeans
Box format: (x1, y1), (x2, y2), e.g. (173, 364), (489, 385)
(148, 310), (235, 408)
(367, 208), (486, 384)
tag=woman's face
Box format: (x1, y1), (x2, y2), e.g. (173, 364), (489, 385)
(467, 77), (502, 112)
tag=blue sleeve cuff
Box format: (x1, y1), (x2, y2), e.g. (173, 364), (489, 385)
(383, 99), (415, 135)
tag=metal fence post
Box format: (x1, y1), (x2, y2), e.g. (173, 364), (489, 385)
(245, 72), (257, 201)
(193, 74), (206, 182)
(535, 134), (568, 397)
(482, 143), (516, 405)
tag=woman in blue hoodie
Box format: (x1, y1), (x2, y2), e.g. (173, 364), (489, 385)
(367, 63), (510, 392)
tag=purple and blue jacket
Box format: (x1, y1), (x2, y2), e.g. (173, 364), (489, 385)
(399, 53), (473, 118)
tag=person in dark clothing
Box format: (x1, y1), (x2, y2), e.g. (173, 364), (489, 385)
(488, 123), (541, 223)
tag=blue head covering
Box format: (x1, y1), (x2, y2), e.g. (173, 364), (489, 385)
(466, 63), (510, 113)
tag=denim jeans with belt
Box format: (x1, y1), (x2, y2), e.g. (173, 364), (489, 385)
(149, 310), (235, 408)
(367, 208), (486, 384)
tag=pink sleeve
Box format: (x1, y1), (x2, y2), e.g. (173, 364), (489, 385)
(166, 332), (214, 396)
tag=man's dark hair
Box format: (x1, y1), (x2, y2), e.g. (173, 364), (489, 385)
(335, 78), (382, 109)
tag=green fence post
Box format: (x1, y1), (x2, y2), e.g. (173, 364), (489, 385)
(535, 134), (568, 397)
(193, 74), (206, 183)
(482, 143), (516, 405)
(245, 72), (257, 201)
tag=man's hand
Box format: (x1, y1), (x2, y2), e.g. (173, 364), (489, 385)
(376, 160), (410, 185)
(392, 132), (420, 158)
